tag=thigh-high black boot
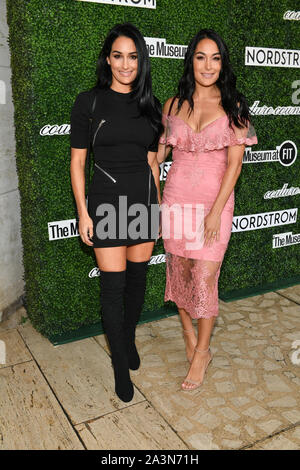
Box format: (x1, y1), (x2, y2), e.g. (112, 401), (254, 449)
(124, 260), (149, 370)
(100, 270), (134, 402)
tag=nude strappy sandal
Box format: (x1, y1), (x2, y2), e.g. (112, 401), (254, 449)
(181, 347), (213, 391)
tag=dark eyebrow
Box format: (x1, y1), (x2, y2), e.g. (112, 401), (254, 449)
(111, 50), (137, 54)
(195, 51), (221, 56)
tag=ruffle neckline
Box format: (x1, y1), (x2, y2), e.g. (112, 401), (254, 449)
(160, 114), (258, 152)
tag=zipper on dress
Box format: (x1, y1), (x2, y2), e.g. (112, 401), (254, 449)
(92, 119), (106, 147)
(147, 167), (151, 206)
(94, 163), (117, 183)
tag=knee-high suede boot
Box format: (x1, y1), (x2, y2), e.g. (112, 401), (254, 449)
(124, 260), (149, 370)
(100, 270), (134, 403)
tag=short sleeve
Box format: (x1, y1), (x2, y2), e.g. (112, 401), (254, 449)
(70, 91), (91, 148)
(148, 96), (162, 151)
(148, 131), (160, 152)
(228, 119), (258, 147)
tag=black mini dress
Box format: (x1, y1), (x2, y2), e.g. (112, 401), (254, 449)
(70, 87), (160, 247)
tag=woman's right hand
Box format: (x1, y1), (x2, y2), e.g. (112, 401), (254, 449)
(79, 213), (94, 246)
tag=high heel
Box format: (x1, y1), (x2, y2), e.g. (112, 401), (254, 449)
(183, 329), (197, 363)
(181, 347), (213, 391)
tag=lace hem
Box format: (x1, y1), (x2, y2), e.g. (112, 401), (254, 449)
(165, 253), (222, 319)
(165, 294), (219, 319)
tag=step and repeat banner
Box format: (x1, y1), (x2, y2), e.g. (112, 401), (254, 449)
(7, 0), (300, 338)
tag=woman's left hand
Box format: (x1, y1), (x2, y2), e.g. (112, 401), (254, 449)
(204, 211), (221, 247)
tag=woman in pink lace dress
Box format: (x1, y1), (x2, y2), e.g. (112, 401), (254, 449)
(157, 29), (257, 391)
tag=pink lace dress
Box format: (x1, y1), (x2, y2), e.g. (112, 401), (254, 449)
(160, 113), (257, 319)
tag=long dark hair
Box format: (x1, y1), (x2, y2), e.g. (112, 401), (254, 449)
(95, 22), (162, 135)
(176, 29), (250, 128)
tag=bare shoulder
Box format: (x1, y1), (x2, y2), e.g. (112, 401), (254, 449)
(163, 96), (179, 116)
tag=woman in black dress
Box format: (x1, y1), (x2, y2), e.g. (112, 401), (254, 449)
(70, 23), (162, 402)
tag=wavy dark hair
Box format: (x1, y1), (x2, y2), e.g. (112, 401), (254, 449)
(175, 29), (251, 128)
(94, 22), (163, 136)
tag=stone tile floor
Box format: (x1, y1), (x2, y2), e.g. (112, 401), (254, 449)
(0, 285), (299, 450)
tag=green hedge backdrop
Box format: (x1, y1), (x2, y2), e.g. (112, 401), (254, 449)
(7, 0), (300, 343)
